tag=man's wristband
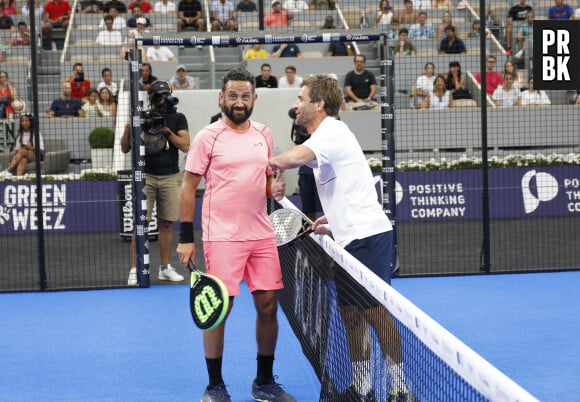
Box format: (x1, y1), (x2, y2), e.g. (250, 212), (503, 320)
(179, 222), (194, 243)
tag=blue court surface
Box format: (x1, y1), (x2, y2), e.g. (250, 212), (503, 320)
(1, 271), (579, 401)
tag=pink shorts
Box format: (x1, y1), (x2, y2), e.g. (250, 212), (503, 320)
(203, 238), (284, 296)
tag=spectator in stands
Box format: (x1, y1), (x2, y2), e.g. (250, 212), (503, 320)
(146, 45), (177, 61)
(445, 60), (464, 93)
(549, 0), (575, 19)
(2, 114), (44, 177)
(99, 7), (126, 29)
(98, 87), (117, 117)
(81, 0), (103, 13)
(344, 54), (377, 103)
(516, 10), (534, 51)
(309, 0), (335, 10)
(433, 0), (450, 10)
(22, 0), (43, 18)
(467, 18), (490, 38)
(10, 21), (30, 46)
(244, 43), (269, 60)
(128, 17), (150, 39)
(573, 91), (580, 105)
(321, 15), (335, 29)
(492, 72), (520, 107)
(128, 0), (153, 13)
(397, 0), (416, 24)
(119, 30), (145, 59)
(475, 54), (502, 95)
(237, 0), (257, 11)
(154, 0), (177, 13)
(385, 16), (399, 40)
(139, 63), (157, 90)
(96, 13), (123, 45)
(103, 0), (127, 13)
(271, 42), (301, 57)
(517, 78), (551, 106)
(0, 0), (16, 15)
(394, 28), (416, 56)
(42, 0), (71, 48)
(326, 40), (354, 57)
(278, 65), (303, 88)
(178, 0), (205, 32)
(127, 5), (152, 27)
(0, 14), (13, 30)
(264, 0), (293, 27)
(414, 0), (431, 10)
(503, 59), (523, 90)
(0, 71), (17, 118)
(169, 64), (196, 90)
(255, 63), (278, 88)
(210, 0), (236, 31)
(375, 0), (393, 30)
(97, 67), (118, 98)
(506, 0), (532, 55)
(47, 81), (84, 117)
(435, 10), (452, 39)
(439, 25), (466, 54)
(283, 0), (308, 14)
(425, 74), (453, 109)
(82, 88), (104, 117)
(66, 63), (91, 103)
(415, 62), (435, 108)
(409, 12), (434, 39)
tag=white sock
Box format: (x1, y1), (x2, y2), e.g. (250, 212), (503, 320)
(352, 360), (372, 394)
(388, 362), (408, 392)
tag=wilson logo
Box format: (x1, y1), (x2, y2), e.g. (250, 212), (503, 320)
(194, 286), (222, 323)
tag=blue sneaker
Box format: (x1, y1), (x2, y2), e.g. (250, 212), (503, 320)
(251, 378), (296, 402)
(201, 384), (231, 402)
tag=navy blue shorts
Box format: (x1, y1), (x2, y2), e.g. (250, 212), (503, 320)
(336, 231), (394, 308)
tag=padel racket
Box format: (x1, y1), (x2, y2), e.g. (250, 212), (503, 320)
(269, 208), (314, 248)
(188, 261), (229, 331)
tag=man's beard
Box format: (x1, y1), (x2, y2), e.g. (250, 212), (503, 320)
(221, 103), (253, 125)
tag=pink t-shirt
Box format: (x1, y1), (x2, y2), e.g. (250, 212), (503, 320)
(185, 119), (275, 241)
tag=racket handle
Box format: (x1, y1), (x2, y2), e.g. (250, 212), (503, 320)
(187, 260), (196, 272)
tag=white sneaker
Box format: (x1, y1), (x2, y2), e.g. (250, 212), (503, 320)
(158, 264), (184, 282)
(0, 170), (12, 179)
(127, 267), (137, 286)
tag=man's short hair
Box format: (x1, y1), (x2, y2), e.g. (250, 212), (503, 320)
(285, 65), (296, 73)
(354, 54), (366, 63)
(302, 74), (343, 118)
(260, 63), (271, 70)
(222, 68), (256, 92)
(399, 27), (409, 35)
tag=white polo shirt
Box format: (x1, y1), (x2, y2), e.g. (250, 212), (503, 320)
(303, 116), (392, 247)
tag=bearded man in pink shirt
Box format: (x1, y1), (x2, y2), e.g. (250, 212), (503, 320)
(177, 68), (296, 402)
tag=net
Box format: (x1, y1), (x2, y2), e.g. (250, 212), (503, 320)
(273, 200), (538, 402)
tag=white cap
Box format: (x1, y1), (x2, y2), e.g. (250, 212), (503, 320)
(136, 17), (147, 25)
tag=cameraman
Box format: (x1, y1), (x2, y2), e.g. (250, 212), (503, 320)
(289, 109), (321, 221)
(121, 80), (190, 286)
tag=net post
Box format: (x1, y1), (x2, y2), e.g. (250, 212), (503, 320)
(127, 44), (150, 288)
(379, 34), (398, 277)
